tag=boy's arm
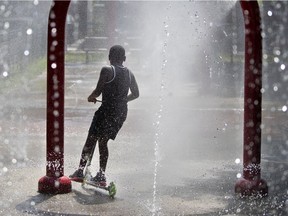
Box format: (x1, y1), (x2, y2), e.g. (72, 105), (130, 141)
(127, 72), (139, 102)
(88, 67), (110, 103)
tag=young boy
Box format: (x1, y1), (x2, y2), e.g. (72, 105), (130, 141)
(70, 45), (139, 185)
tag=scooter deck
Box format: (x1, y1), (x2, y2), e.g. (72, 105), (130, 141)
(70, 178), (116, 198)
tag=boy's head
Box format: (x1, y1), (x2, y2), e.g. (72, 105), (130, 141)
(109, 45), (126, 62)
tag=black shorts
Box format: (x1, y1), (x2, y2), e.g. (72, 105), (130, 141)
(88, 104), (128, 140)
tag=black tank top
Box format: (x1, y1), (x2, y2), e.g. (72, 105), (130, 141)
(102, 65), (131, 106)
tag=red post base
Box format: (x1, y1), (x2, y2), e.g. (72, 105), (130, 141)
(235, 178), (268, 197)
(38, 176), (72, 194)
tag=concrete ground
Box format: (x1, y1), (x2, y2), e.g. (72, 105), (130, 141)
(0, 62), (287, 216)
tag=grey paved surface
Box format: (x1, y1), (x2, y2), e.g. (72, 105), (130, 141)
(0, 62), (287, 216)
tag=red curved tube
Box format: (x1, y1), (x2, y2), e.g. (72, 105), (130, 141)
(235, 0), (268, 196)
(38, 0), (71, 194)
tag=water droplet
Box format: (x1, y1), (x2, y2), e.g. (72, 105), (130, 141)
(267, 10), (273, 16)
(2, 71), (8, 77)
(26, 28), (33, 35)
(282, 105), (287, 112)
(51, 28), (57, 37)
(267, 135), (272, 142)
(24, 50), (30, 56)
(274, 57), (280, 63)
(55, 180), (60, 188)
(51, 63), (57, 69)
(280, 64), (286, 70)
(50, 21), (56, 28)
(54, 121), (59, 129)
(0, 5), (5, 11)
(53, 110), (59, 117)
(54, 101), (59, 108)
(54, 145), (60, 152)
(236, 173), (242, 178)
(274, 50), (281, 55)
(235, 158), (241, 164)
(50, 12), (56, 19)
(4, 22), (9, 29)
(52, 40), (58, 46)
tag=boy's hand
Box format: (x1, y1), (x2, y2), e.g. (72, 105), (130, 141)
(88, 95), (97, 103)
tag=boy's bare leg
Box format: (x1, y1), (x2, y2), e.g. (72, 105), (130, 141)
(98, 137), (109, 173)
(78, 134), (98, 171)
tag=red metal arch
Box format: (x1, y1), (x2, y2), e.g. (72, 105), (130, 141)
(38, 0), (71, 194)
(38, 0), (268, 196)
(235, 0), (268, 196)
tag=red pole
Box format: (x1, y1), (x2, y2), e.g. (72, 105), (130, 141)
(235, 0), (268, 196)
(38, 0), (71, 194)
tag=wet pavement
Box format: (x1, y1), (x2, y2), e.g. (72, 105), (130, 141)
(0, 61), (287, 216)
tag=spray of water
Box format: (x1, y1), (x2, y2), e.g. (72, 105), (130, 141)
(151, 5), (171, 215)
(136, 1), (240, 214)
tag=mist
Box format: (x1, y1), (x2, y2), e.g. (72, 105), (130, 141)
(122, 1), (243, 161)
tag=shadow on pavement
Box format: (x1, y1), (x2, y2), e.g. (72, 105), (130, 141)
(15, 189), (116, 216)
(15, 193), (68, 216)
(72, 186), (117, 205)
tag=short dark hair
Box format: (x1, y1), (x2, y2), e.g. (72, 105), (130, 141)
(109, 45), (126, 61)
